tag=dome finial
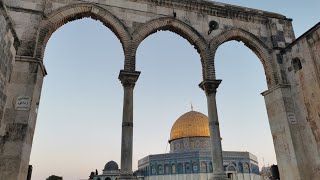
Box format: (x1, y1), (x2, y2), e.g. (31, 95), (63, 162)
(190, 102), (194, 111)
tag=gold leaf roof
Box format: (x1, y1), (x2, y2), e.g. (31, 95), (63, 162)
(170, 111), (210, 142)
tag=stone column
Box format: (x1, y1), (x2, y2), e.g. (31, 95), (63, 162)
(199, 80), (228, 180)
(0, 56), (46, 180)
(118, 70), (140, 179)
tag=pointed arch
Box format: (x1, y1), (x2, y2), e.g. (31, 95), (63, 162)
(130, 17), (209, 79)
(34, 3), (131, 60)
(210, 28), (278, 87)
(226, 165), (237, 172)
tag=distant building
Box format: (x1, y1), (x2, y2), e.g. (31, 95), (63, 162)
(137, 110), (260, 180)
(93, 110), (261, 180)
(92, 161), (120, 180)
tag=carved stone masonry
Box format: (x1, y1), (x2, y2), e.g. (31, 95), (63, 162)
(199, 80), (222, 95)
(130, 0), (284, 24)
(119, 70), (141, 89)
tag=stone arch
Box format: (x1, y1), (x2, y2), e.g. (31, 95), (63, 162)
(210, 28), (278, 87)
(34, 3), (131, 60)
(131, 17), (209, 79)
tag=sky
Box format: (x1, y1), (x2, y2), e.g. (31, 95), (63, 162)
(29, 0), (319, 180)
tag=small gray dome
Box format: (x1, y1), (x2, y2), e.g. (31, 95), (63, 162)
(104, 161), (119, 171)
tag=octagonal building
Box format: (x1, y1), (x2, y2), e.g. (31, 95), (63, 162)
(137, 110), (260, 180)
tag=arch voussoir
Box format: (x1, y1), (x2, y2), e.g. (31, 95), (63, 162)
(35, 3), (131, 61)
(209, 28), (278, 87)
(130, 17), (209, 78)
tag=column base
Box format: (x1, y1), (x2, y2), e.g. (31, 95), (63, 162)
(209, 178), (229, 180)
(209, 173), (229, 180)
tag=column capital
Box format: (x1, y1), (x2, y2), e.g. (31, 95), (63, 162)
(118, 70), (141, 88)
(199, 80), (222, 95)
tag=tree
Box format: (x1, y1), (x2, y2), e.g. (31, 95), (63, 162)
(46, 175), (63, 180)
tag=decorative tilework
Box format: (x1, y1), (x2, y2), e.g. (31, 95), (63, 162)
(138, 138), (260, 176)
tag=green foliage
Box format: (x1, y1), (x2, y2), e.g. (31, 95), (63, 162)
(46, 175), (63, 180)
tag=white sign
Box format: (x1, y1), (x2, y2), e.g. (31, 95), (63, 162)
(15, 96), (31, 111)
(287, 113), (297, 125)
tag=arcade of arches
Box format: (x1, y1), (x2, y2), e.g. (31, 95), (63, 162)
(0, 0), (319, 180)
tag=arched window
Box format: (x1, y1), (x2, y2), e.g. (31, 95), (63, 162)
(201, 162), (207, 172)
(97, 178), (101, 180)
(178, 163), (183, 174)
(105, 178), (111, 180)
(185, 162), (191, 173)
(292, 57), (302, 72)
(164, 164), (169, 175)
(193, 162), (198, 172)
(151, 165), (156, 175)
(172, 164), (176, 174)
(158, 164), (163, 175)
(243, 162), (250, 173)
(238, 162), (243, 173)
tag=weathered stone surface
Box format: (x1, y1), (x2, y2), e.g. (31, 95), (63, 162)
(281, 23), (320, 179)
(0, 0), (319, 180)
(0, 0), (18, 140)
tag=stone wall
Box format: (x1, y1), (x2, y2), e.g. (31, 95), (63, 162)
(282, 23), (320, 178)
(0, 0), (18, 136)
(3, 0), (42, 57)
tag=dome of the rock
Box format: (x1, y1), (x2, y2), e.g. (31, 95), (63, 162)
(170, 111), (210, 142)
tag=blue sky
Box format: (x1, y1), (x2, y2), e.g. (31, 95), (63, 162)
(29, 1), (319, 179)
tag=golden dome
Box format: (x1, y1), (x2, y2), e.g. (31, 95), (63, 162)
(169, 111), (210, 142)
